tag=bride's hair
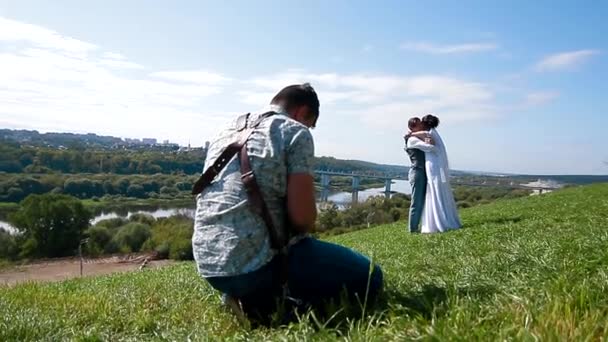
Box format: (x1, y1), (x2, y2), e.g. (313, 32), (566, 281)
(422, 114), (440, 129)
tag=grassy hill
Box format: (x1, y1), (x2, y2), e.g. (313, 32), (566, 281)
(1, 184), (607, 340)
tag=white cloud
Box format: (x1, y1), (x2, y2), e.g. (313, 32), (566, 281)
(244, 71), (497, 130)
(535, 50), (599, 72)
(150, 70), (232, 84)
(525, 91), (559, 106)
(102, 52), (127, 60)
(0, 16), (97, 58)
(99, 59), (144, 69)
(0, 17), (235, 146)
(400, 41), (498, 54)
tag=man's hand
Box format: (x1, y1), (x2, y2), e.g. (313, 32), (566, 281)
(425, 137), (435, 145)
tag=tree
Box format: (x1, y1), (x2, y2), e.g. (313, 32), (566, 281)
(317, 203), (341, 231)
(84, 226), (113, 256)
(10, 194), (91, 258)
(0, 229), (19, 260)
(112, 223), (151, 252)
(126, 184), (146, 198)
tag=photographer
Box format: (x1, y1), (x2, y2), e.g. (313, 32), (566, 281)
(192, 83), (383, 322)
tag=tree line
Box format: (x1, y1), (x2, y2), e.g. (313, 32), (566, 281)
(1, 141), (408, 176)
(0, 141), (205, 175)
(0, 173), (197, 203)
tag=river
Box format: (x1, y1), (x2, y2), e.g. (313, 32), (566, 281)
(0, 180), (411, 234)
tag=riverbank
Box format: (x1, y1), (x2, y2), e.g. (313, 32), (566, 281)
(0, 254), (174, 286)
(0, 196), (194, 221)
(82, 197), (194, 214)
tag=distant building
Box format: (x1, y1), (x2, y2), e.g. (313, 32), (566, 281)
(163, 139), (170, 145)
(204, 141), (210, 151)
(142, 138), (157, 145)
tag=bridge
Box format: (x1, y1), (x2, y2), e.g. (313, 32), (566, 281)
(314, 170), (562, 203)
(315, 170), (407, 203)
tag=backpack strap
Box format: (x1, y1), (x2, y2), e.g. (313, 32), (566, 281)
(239, 144), (286, 250)
(191, 112), (273, 196)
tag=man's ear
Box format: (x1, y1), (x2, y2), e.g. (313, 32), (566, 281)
(293, 105), (308, 122)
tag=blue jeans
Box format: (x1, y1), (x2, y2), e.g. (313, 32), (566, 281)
(408, 167), (427, 232)
(206, 237), (383, 318)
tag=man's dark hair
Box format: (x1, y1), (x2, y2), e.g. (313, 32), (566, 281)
(271, 83), (320, 125)
(408, 117), (421, 130)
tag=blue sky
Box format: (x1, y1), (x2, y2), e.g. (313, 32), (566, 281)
(0, 0), (606, 174)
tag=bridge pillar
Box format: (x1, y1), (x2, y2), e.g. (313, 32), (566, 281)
(321, 174), (331, 187)
(351, 176), (360, 204)
(320, 173), (330, 202)
(384, 178), (392, 198)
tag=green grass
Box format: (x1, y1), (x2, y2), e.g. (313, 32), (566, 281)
(1, 184), (608, 341)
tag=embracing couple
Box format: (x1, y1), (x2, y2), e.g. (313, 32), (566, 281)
(404, 114), (461, 234)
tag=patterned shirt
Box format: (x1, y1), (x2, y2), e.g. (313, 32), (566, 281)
(192, 105), (315, 277)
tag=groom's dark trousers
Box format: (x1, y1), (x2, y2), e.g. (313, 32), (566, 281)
(405, 135), (427, 233)
(408, 166), (427, 232)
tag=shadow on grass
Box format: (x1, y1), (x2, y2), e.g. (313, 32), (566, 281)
(462, 215), (525, 229)
(378, 283), (496, 320)
(234, 284), (496, 330)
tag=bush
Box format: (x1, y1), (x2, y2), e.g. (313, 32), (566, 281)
(18, 237), (38, 259)
(112, 223), (151, 253)
(389, 208), (401, 222)
(84, 226), (113, 257)
(129, 213), (156, 226)
(169, 239), (193, 260)
(160, 186), (179, 196)
(154, 242), (170, 259)
(143, 216), (193, 260)
(0, 229), (19, 260)
(126, 184), (146, 198)
(458, 201), (472, 208)
(95, 217), (129, 230)
(175, 182), (192, 191)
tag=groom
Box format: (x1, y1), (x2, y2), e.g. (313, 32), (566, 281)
(404, 117), (435, 233)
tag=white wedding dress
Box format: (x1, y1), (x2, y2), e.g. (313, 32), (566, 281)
(421, 128), (462, 233)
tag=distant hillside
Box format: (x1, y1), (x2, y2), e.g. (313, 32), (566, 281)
(314, 156), (407, 176)
(1, 129), (126, 149)
(1, 129), (408, 175)
(3, 129), (605, 182)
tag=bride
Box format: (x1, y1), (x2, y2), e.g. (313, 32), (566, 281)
(410, 115), (461, 233)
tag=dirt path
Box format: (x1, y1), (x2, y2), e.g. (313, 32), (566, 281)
(0, 255), (175, 286)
